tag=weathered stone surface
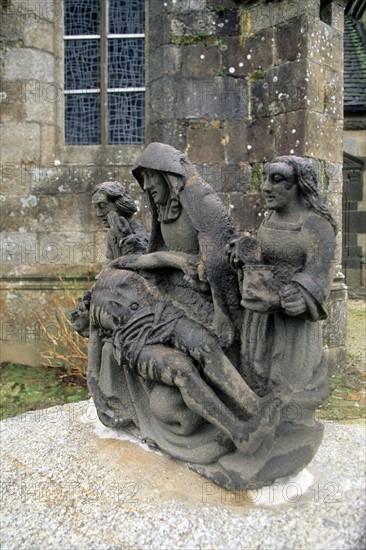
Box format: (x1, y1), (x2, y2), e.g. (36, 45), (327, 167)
(180, 44), (221, 77)
(194, 161), (251, 193)
(325, 162), (343, 194)
(171, 12), (216, 38)
(275, 15), (343, 73)
(149, 14), (173, 48)
(226, 118), (276, 164)
(176, 77), (247, 119)
(245, 118), (276, 162)
(1, 231), (104, 268)
(23, 17), (55, 53)
(206, 0), (239, 9)
(0, 161), (30, 195)
(23, 82), (60, 125)
(219, 191), (265, 234)
(149, 45), (181, 82)
(0, 81), (27, 124)
(308, 19), (344, 72)
(275, 16), (309, 65)
(27, 163), (135, 197)
(148, 77), (176, 122)
(223, 29), (275, 76)
(39, 125), (57, 164)
(3, 49), (55, 82)
(240, 0), (319, 35)
(308, 62), (343, 119)
(1, 232), (39, 266)
(225, 119), (249, 163)
(148, 0), (206, 18)
(273, 111), (307, 157)
(0, 193), (95, 233)
(212, 9), (240, 37)
(60, 145), (145, 167)
(148, 120), (188, 152)
(251, 61), (310, 119)
(304, 112), (344, 163)
(250, 59), (342, 122)
(320, 0), (345, 33)
(0, 123), (41, 163)
(323, 289), (348, 350)
(187, 126), (225, 163)
(272, 110), (344, 163)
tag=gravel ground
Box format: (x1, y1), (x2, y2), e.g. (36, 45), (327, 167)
(1, 401), (365, 550)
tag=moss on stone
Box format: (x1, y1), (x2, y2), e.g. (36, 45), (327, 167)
(172, 35), (221, 46)
(249, 69), (267, 83)
(189, 120), (207, 130)
(323, 84), (331, 113)
(250, 163), (263, 191)
(239, 9), (251, 45)
(321, 161), (330, 190)
(1, 0), (12, 11)
(188, 119), (224, 130)
(214, 6), (226, 16)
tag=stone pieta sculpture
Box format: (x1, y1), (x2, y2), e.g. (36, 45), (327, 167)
(87, 144), (337, 490)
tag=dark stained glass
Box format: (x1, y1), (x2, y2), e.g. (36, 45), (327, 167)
(65, 95), (100, 145)
(64, 40), (100, 90)
(108, 39), (145, 88)
(64, 0), (100, 35)
(64, 1), (145, 145)
(109, 0), (145, 35)
(108, 92), (145, 144)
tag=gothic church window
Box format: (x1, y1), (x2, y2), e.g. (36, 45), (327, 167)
(64, 0), (145, 145)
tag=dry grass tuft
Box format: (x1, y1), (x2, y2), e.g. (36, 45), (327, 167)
(36, 285), (89, 381)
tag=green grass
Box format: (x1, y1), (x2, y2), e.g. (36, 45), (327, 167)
(317, 369), (365, 421)
(0, 362), (89, 420)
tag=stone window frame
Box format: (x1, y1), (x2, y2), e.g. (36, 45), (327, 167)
(63, 0), (146, 146)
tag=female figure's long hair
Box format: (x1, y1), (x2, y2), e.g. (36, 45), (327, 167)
(273, 156), (338, 235)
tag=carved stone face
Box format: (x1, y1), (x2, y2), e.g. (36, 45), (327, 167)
(70, 302), (90, 337)
(262, 162), (299, 211)
(92, 191), (116, 227)
(141, 169), (170, 206)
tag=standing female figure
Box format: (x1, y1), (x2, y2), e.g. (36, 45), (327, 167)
(227, 156), (337, 479)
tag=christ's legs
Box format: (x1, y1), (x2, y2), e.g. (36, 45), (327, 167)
(173, 318), (261, 415)
(136, 345), (259, 443)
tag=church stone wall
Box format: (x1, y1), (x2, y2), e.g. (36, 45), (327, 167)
(0, 0), (145, 364)
(1, 0), (347, 367)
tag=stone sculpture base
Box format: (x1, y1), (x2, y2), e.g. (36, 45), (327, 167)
(90, 360), (325, 490)
(190, 422), (324, 491)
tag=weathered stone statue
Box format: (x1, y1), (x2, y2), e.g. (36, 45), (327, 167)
(224, 155), (337, 487)
(92, 181), (148, 259)
(71, 181), (148, 337)
(87, 145), (337, 490)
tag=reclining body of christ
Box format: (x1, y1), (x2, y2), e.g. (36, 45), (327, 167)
(88, 265), (273, 453)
